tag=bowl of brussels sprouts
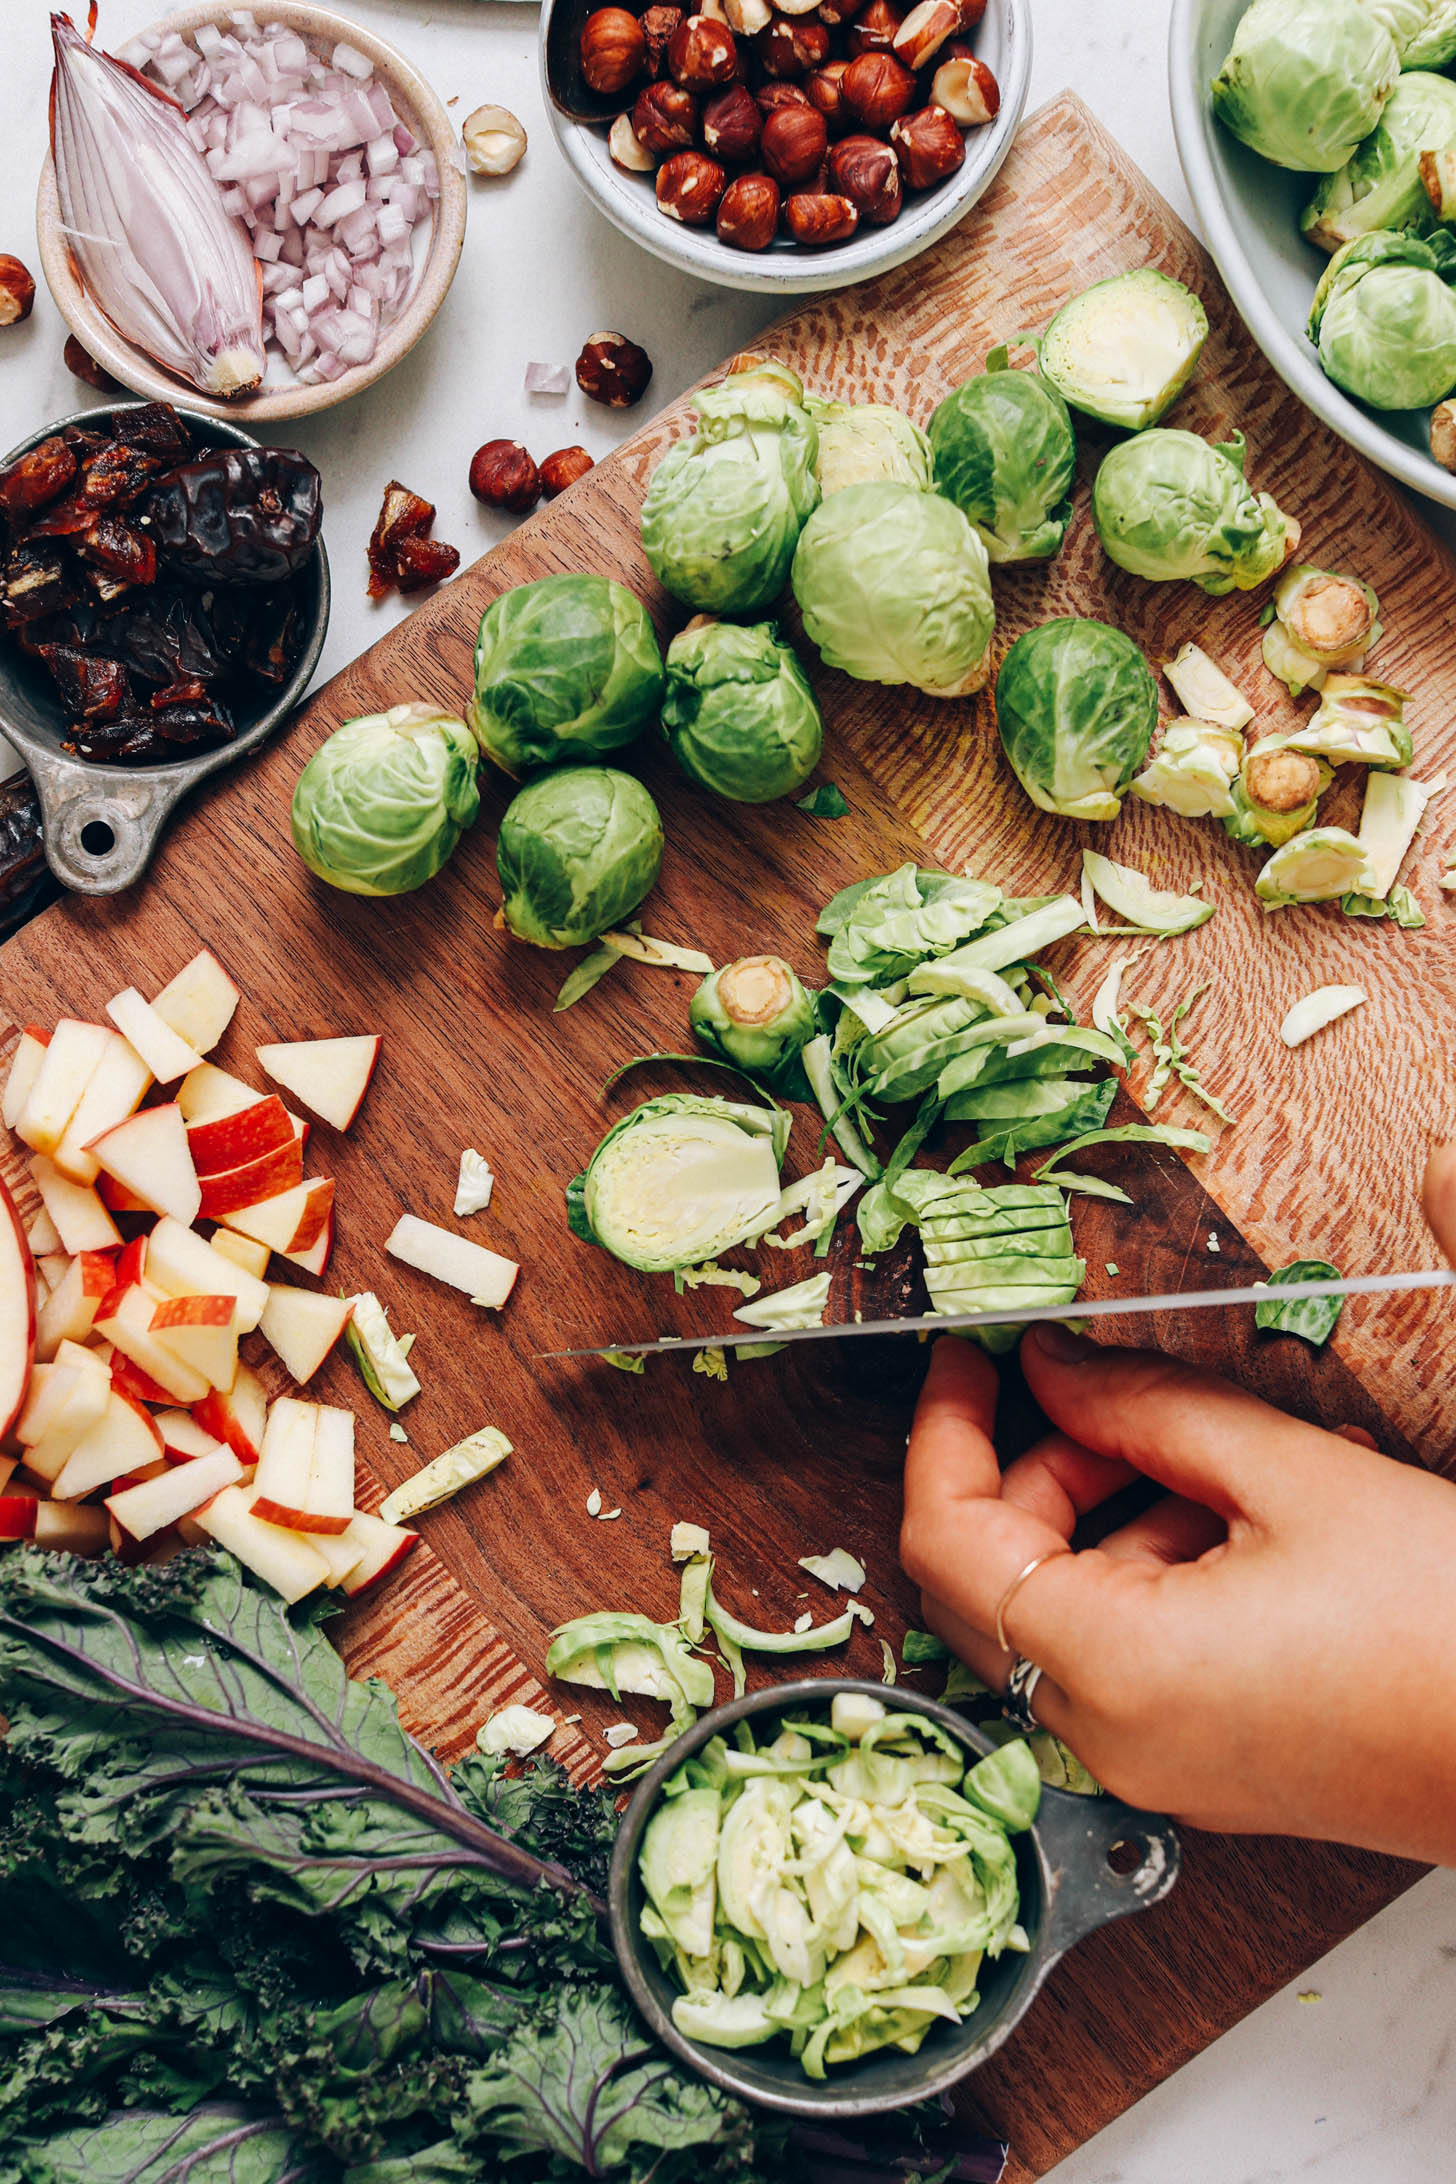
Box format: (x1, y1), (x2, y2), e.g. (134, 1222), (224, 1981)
(1170, 0), (1456, 509)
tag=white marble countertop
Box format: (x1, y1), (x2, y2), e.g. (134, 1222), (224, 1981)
(3, 2), (1455, 2176)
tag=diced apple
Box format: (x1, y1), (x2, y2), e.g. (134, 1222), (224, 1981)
(52, 1031), (153, 1184)
(194, 1483), (331, 1603)
(0, 1454), (15, 1495)
(0, 1495), (39, 1540)
(310, 1526), (368, 1588)
(198, 1137), (305, 1220)
(385, 1214), (519, 1309)
(52, 1389), (165, 1500)
(33, 1502), (111, 1555)
(281, 1207), (334, 1278)
(192, 1361), (267, 1464)
(258, 1284), (352, 1385)
(107, 1444), (244, 1542)
(177, 1063), (258, 1123)
(0, 1174), (37, 1440)
(256, 1035), (380, 1133)
(252, 1398), (354, 1534)
(337, 1508), (420, 1596)
(104, 989), (204, 1084)
(23, 1355), (111, 1479)
(187, 1094), (294, 1178)
(151, 950), (240, 1057)
(17, 1362), (80, 1444)
(88, 1105), (200, 1227)
(221, 1177), (333, 1255)
(98, 1173), (152, 1214)
(111, 1348), (185, 1409)
(36, 1252), (70, 1294)
(155, 1408), (226, 1463)
(29, 1155), (123, 1256)
(2, 1026), (51, 1132)
(146, 1217), (268, 1334)
(94, 1283), (209, 1405)
(26, 1205), (62, 1255)
(208, 1229), (270, 1280)
(151, 1294), (238, 1391)
(14, 1019), (110, 1154)
(35, 1249), (116, 1361)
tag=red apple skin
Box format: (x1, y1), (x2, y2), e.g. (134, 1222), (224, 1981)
(98, 1175), (152, 1214)
(0, 1495), (39, 1540)
(251, 1494), (352, 1536)
(284, 1209), (334, 1278)
(151, 1294), (235, 1331)
(340, 1530), (419, 1595)
(79, 1249), (119, 1298)
(115, 1233), (149, 1289)
(113, 1388), (166, 1455)
(198, 1138), (305, 1220)
(192, 1388), (263, 1465)
(111, 1351), (177, 1408)
(187, 1095), (294, 1178)
(0, 1174), (38, 1441)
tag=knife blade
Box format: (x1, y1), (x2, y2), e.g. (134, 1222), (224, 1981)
(538, 1267), (1456, 1363)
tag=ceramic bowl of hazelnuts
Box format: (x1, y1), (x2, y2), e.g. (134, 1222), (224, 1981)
(541, 0), (1029, 292)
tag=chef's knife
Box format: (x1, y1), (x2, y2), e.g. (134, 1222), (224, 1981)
(539, 1267), (1456, 1363)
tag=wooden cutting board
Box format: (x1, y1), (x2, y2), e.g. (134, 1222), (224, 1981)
(4, 93), (1454, 2182)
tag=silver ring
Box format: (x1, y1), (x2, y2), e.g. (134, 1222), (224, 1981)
(1002, 1655), (1044, 1734)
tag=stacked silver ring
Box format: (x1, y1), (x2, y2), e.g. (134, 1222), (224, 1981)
(1003, 1655), (1044, 1734)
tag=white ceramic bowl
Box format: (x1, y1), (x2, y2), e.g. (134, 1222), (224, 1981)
(540, 0), (1031, 295)
(1169, 0), (1456, 511)
(36, 1), (468, 424)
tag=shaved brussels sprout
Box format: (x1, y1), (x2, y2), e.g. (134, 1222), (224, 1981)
(927, 358), (1077, 562)
(496, 766), (663, 948)
(1282, 672), (1412, 767)
(1224, 741), (1328, 848)
(995, 618), (1159, 822)
(572, 1094), (790, 1271)
(661, 619), (823, 802)
(468, 575), (665, 776)
(1211, 0), (1399, 172)
(806, 397), (934, 496)
(290, 703), (480, 897)
(1309, 230), (1456, 408)
(792, 481), (995, 698)
(1303, 71), (1456, 252)
(1131, 717), (1243, 817)
(1161, 642), (1255, 730)
(1256, 825), (1379, 907)
(1092, 430), (1293, 594)
(1038, 270), (1208, 431)
(691, 955), (816, 1084)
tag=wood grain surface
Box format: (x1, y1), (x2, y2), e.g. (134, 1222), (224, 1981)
(3, 93), (1451, 2182)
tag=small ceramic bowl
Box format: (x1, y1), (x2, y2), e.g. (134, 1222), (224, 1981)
(36, 1), (468, 424)
(609, 1678), (1180, 2118)
(540, 0), (1031, 296)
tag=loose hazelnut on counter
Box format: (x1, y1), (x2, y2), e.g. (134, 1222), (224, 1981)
(1432, 399), (1456, 473)
(840, 50), (915, 126)
(633, 80), (700, 152)
(63, 335), (118, 390)
(890, 102), (966, 186)
(642, 3), (684, 73)
(755, 79), (815, 116)
(656, 148), (730, 221)
(702, 84), (762, 163)
(784, 190), (859, 242)
(668, 14), (739, 88)
(804, 58), (850, 128)
(576, 331), (654, 406)
(762, 16), (831, 76)
(761, 103), (829, 185)
(716, 171), (781, 248)
(539, 445), (596, 498)
(929, 53), (999, 123)
(725, 0), (773, 31)
(847, 1), (906, 55)
(581, 7), (648, 93)
(609, 111), (659, 169)
(469, 440), (542, 514)
(0, 255), (36, 327)
(462, 103), (528, 175)
(828, 132), (902, 222)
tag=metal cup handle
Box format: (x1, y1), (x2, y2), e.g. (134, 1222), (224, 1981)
(1036, 1783), (1182, 1956)
(25, 748), (190, 896)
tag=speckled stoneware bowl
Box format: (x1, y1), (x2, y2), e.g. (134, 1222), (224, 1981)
(36, 1), (468, 423)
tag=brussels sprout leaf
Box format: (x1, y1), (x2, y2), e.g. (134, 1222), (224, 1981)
(796, 783), (850, 818)
(1254, 1259), (1345, 1348)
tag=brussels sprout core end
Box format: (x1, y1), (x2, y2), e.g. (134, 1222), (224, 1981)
(1245, 743), (1323, 814)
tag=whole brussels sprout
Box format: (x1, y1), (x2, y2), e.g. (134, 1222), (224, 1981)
(1303, 71), (1456, 253)
(1211, 0), (1399, 172)
(690, 955), (816, 1085)
(496, 766), (664, 949)
(805, 397), (934, 497)
(468, 575), (665, 776)
(290, 702), (480, 896)
(1091, 430), (1292, 595)
(928, 358), (1077, 564)
(1367, 0), (1456, 66)
(995, 619), (1159, 823)
(792, 481), (995, 698)
(1309, 231), (1456, 408)
(640, 366), (820, 616)
(1038, 272), (1208, 432)
(661, 620), (823, 802)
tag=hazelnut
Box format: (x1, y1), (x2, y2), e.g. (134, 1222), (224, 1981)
(642, 3), (684, 73)
(816, 0), (865, 25)
(657, 148), (729, 220)
(725, 0), (772, 29)
(828, 132), (902, 222)
(762, 16), (831, 75)
(575, 330), (654, 406)
(772, 0), (823, 16)
(847, 0), (905, 54)
(469, 440), (542, 513)
(633, 80), (700, 152)
(804, 59), (850, 128)
(929, 53), (999, 123)
(700, 0), (731, 20)
(891, 0), (963, 70)
(63, 335), (117, 391)
(890, 100), (966, 185)
(609, 111), (659, 170)
(840, 50), (915, 125)
(668, 14), (739, 87)
(755, 80), (814, 115)
(462, 104), (527, 175)
(702, 84), (762, 162)
(784, 190), (859, 242)
(580, 7), (647, 93)
(761, 103), (828, 184)
(716, 171), (781, 248)
(0, 255), (36, 327)
(539, 445), (596, 498)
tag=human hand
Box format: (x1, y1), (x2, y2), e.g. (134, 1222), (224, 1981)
(899, 1144), (1456, 1863)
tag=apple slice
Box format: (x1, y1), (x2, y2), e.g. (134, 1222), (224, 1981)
(151, 949), (240, 1056)
(35, 1249), (116, 1361)
(0, 1495), (39, 1540)
(0, 1454), (16, 1495)
(13, 1019), (110, 1154)
(94, 1283), (210, 1405)
(187, 1094), (295, 1178)
(155, 1408), (226, 1464)
(221, 1177), (333, 1255)
(52, 1388), (165, 1499)
(29, 1155), (123, 1256)
(110, 1350), (176, 1407)
(256, 1036), (380, 1132)
(310, 1526), (369, 1588)
(385, 1214), (519, 1309)
(337, 1508), (420, 1596)
(0, 1175), (37, 1440)
(252, 1398), (354, 1534)
(36, 1253), (70, 1296)
(146, 1217), (267, 1334)
(104, 989), (204, 1084)
(34, 1502), (111, 1554)
(88, 1105), (200, 1226)
(107, 1443), (244, 1543)
(281, 1207), (334, 1278)
(17, 1362), (82, 1444)
(258, 1285), (352, 1385)
(151, 1294), (238, 1391)
(26, 1205), (63, 1255)
(192, 1361), (267, 1465)
(178, 1063), (260, 1123)
(193, 1483), (330, 1603)
(198, 1136), (305, 1220)
(52, 1032), (153, 1184)
(209, 1229), (271, 1280)
(2, 1026), (51, 1132)
(98, 1173), (152, 1214)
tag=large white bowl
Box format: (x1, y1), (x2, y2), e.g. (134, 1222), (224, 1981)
(1169, 0), (1456, 510)
(540, 0), (1031, 295)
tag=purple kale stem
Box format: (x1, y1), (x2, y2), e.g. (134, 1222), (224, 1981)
(786, 2122), (1010, 2184)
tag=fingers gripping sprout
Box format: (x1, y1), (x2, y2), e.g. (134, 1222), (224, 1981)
(927, 357), (1078, 562)
(805, 396), (934, 497)
(1036, 271), (1208, 432)
(496, 768), (664, 948)
(994, 619), (1159, 822)
(1212, 0), (1399, 173)
(290, 704), (480, 896)
(467, 575), (665, 776)
(1092, 430), (1294, 594)
(661, 620), (824, 802)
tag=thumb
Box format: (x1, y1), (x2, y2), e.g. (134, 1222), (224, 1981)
(1423, 1142), (1456, 1265)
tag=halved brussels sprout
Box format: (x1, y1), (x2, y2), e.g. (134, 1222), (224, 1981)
(995, 619), (1159, 823)
(1161, 642), (1255, 730)
(1282, 672), (1413, 767)
(1092, 430), (1293, 595)
(806, 397), (934, 497)
(792, 481), (995, 698)
(290, 702), (480, 896)
(1211, 0), (1399, 173)
(575, 1094), (790, 1271)
(928, 359), (1077, 562)
(1303, 71), (1456, 252)
(661, 620), (823, 803)
(1255, 826), (1379, 907)
(467, 574), (665, 776)
(1130, 717), (1244, 817)
(496, 766), (664, 948)
(691, 956), (816, 1085)
(1038, 271), (1208, 431)
(1309, 231), (1456, 408)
